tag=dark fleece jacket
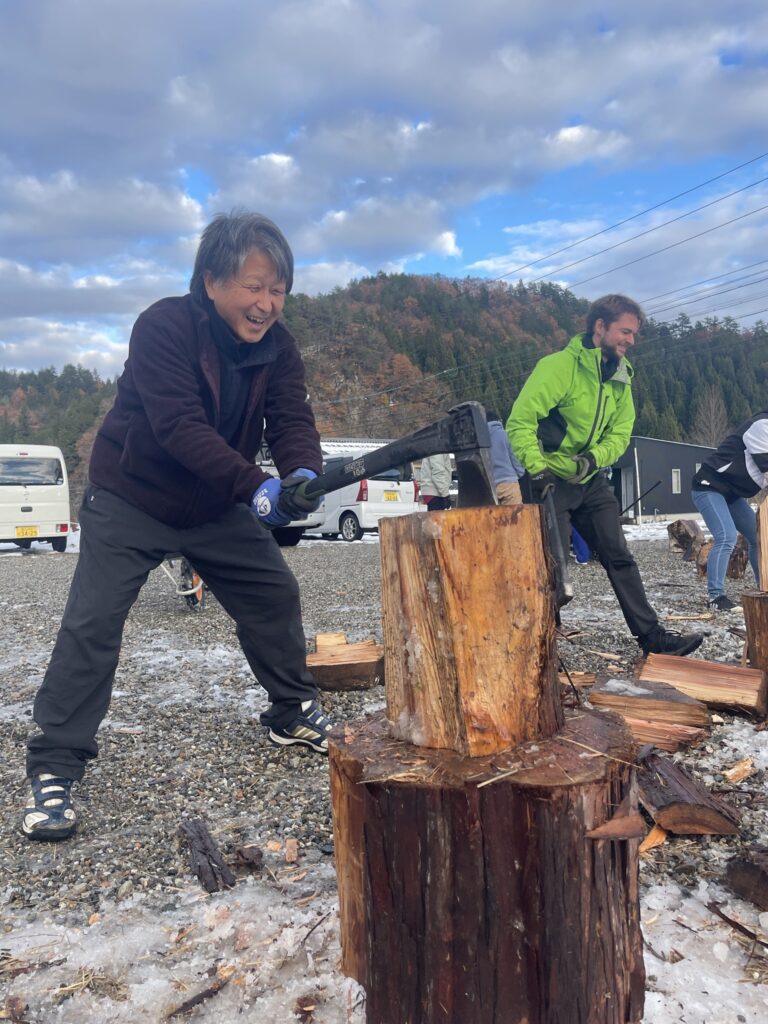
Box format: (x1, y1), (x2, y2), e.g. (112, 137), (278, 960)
(89, 294), (322, 528)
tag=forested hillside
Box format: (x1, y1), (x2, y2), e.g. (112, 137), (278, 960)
(284, 275), (768, 444)
(2, 277), (766, 485)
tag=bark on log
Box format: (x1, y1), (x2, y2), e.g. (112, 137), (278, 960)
(757, 505), (768, 588)
(380, 505), (562, 757)
(724, 848), (768, 910)
(638, 653), (768, 718)
(636, 751), (740, 835)
(742, 591), (768, 682)
(179, 818), (236, 893)
(330, 710), (645, 1024)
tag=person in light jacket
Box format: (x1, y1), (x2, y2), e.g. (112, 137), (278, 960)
(419, 453), (453, 510)
(691, 410), (767, 610)
(22, 212), (334, 844)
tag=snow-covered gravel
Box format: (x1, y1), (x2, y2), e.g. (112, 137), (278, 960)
(0, 523), (767, 1022)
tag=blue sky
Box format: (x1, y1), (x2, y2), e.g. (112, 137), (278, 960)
(1, 0), (767, 375)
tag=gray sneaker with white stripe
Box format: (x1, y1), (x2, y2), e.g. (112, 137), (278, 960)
(268, 700), (334, 753)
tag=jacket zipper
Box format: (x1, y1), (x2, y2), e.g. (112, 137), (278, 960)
(582, 357), (606, 452)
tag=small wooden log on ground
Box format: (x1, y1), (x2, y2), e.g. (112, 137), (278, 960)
(330, 710), (645, 1024)
(179, 818), (236, 893)
(307, 633), (384, 691)
(638, 653), (768, 718)
(636, 751), (740, 835)
(692, 535), (747, 578)
(667, 519), (706, 561)
(724, 847), (768, 910)
(380, 504), (562, 757)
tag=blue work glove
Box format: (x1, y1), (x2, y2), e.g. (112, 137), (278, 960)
(278, 468), (321, 518)
(252, 477), (293, 527)
(529, 469), (558, 501)
(567, 453), (597, 484)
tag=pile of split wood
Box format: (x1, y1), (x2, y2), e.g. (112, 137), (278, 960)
(561, 650), (768, 911)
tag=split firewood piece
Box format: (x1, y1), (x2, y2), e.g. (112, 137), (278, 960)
(586, 793), (646, 840)
(557, 670), (595, 689)
(308, 634), (384, 691)
(636, 751), (740, 835)
(589, 674), (710, 729)
(619, 717), (709, 753)
(724, 847), (768, 911)
(179, 818), (236, 893)
(638, 653), (768, 718)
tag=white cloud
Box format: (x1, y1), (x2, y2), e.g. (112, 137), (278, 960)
(294, 260), (371, 296)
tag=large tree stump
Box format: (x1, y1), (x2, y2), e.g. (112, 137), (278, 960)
(380, 505), (562, 756)
(330, 504), (644, 1023)
(330, 712), (644, 1024)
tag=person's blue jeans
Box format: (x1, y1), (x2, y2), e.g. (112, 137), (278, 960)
(691, 488), (759, 599)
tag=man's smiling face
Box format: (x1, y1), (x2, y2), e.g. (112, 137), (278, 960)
(204, 249), (286, 343)
(593, 312), (640, 360)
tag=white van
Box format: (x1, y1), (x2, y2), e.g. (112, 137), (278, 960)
(261, 440), (420, 544)
(0, 444), (71, 551)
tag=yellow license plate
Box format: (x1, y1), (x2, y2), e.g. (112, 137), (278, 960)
(15, 526), (39, 538)
(383, 491), (399, 501)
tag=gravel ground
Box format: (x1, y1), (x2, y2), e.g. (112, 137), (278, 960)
(0, 532), (766, 1020)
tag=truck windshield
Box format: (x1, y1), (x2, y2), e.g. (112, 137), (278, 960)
(0, 457), (64, 485)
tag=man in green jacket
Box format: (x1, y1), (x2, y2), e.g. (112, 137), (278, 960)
(508, 294), (703, 657)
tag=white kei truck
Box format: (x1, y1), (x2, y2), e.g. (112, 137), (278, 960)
(0, 444), (71, 551)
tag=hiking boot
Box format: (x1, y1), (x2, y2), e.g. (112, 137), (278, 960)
(639, 628), (704, 658)
(709, 595), (738, 612)
(22, 774), (77, 841)
(268, 701), (335, 754)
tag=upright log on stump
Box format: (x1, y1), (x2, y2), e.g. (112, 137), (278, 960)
(743, 505), (768, 679)
(329, 504), (645, 1024)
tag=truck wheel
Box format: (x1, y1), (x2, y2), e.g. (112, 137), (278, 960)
(339, 512), (363, 542)
(51, 537), (67, 553)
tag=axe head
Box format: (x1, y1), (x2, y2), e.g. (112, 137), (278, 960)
(444, 402), (497, 507)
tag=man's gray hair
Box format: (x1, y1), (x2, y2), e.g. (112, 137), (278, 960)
(189, 211), (294, 303)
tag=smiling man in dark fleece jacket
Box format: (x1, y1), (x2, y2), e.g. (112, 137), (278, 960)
(22, 212), (334, 842)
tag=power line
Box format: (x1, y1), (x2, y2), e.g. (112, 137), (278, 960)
(525, 179), (768, 286)
(567, 203), (768, 289)
(492, 150), (768, 281)
(645, 271), (768, 317)
(639, 258), (768, 304)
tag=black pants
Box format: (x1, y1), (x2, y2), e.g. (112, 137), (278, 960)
(548, 474), (659, 640)
(425, 495), (451, 511)
(27, 485), (318, 780)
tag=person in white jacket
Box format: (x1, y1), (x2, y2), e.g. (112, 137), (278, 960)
(419, 453), (452, 510)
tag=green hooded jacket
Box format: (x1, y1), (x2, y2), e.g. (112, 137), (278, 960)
(506, 333), (634, 482)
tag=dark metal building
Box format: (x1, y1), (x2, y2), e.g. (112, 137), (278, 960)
(611, 436), (714, 521)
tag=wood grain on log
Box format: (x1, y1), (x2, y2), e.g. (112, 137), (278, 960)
(757, 505), (768, 589)
(638, 653), (768, 718)
(307, 636), (384, 691)
(380, 505), (562, 757)
(330, 710), (644, 1024)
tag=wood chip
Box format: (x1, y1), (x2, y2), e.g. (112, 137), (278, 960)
(640, 824), (668, 854)
(285, 838), (299, 863)
(724, 757), (756, 783)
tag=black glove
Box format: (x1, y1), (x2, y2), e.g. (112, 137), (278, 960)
(277, 469), (322, 518)
(567, 453), (597, 484)
(529, 469), (558, 501)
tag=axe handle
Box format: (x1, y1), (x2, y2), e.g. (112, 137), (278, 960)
(541, 488), (574, 608)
